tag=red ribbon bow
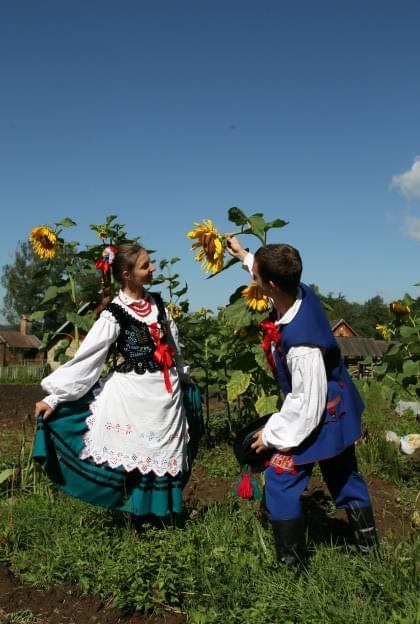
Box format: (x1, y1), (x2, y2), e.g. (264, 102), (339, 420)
(95, 258), (110, 273)
(148, 322), (175, 393)
(260, 320), (281, 373)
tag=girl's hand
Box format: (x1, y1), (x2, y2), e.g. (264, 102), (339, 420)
(224, 234), (248, 261)
(34, 400), (54, 420)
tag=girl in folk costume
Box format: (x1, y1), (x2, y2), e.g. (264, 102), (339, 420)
(33, 243), (200, 519)
(226, 236), (378, 566)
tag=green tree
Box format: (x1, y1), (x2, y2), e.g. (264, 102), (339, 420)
(1, 241), (100, 333)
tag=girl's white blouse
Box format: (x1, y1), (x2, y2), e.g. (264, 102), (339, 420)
(41, 291), (189, 477)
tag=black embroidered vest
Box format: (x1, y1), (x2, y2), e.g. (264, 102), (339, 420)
(105, 292), (169, 375)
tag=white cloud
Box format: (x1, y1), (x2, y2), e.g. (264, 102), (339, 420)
(391, 157), (420, 200)
(402, 215), (420, 241)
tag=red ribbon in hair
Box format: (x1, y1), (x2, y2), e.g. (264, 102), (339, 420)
(260, 320), (281, 373)
(95, 258), (110, 273)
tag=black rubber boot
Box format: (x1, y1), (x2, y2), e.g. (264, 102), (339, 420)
(346, 505), (379, 553)
(271, 517), (306, 566)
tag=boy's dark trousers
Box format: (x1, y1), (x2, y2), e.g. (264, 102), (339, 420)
(265, 445), (378, 565)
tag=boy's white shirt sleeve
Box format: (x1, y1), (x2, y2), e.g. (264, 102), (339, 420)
(262, 346), (327, 450)
(41, 310), (119, 408)
(243, 252), (254, 275)
(241, 249), (327, 450)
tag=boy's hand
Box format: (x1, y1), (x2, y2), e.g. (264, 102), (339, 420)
(251, 429), (267, 454)
(224, 234), (248, 262)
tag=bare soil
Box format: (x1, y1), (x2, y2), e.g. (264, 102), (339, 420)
(0, 385), (415, 623)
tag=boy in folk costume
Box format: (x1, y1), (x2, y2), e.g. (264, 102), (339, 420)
(226, 236), (378, 565)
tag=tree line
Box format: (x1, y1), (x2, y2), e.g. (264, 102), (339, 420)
(2, 240), (419, 339)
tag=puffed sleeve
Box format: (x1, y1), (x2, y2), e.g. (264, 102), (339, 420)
(41, 310), (120, 406)
(262, 346), (327, 450)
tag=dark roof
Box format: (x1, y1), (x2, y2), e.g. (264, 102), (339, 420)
(335, 336), (389, 358)
(0, 330), (41, 349)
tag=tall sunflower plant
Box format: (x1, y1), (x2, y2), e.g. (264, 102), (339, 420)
(28, 215), (131, 364)
(187, 207), (288, 421)
(366, 294), (420, 403)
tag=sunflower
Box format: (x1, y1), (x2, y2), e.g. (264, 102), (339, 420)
(389, 301), (411, 316)
(187, 219), (224, 274)
(242, 282), (269, 312)
(167, 302), (182, 319)
(29, 226), (57, 259)
(98, 225), (108, 240)
(375, 324), (389, 340)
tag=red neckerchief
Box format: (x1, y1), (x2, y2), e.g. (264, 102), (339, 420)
(260, 320), (281, 374)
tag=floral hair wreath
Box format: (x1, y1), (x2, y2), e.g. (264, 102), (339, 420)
(95, 245), (118, 273)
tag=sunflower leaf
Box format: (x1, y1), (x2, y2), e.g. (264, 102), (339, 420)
(227, 370), (252, 403)
(205, 255), (240, 278)
(255, 395), (278, 416)
(228, 206), (248, 225)
(264, 218), (289, 231)
(247, 214), (266, 242)
(41, 285), (59, 304)
(55, 218), (77, 228)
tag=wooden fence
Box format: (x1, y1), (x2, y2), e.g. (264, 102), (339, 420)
(0, 362), (49, 383)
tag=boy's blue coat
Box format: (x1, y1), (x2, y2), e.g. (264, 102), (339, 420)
(272, 283), (363, 465)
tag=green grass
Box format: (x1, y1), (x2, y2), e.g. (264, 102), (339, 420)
(0, 382), (418, 622)
(0, 493), (418, 623)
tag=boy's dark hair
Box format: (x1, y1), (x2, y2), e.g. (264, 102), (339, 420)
(112, 243), (145, 283)
(254, 244), (302, 296)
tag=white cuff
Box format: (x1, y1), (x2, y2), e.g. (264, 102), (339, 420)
(242, 252), (254, 275)
(43, 395), (59, 410)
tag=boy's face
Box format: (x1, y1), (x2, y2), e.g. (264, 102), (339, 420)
(252, 260), (271, 295)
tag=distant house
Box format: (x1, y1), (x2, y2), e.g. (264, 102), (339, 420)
(330, 319), (389, 378)
(330, 319), (358, 337)
(0, 315), (44, 367)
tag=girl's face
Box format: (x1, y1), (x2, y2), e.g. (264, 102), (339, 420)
(123, 250), (155, 288)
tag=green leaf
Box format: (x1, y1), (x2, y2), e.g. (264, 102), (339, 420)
(227, 371), (252, 403)
(57, 283), (72, 294)
(385, 343), (401, 357)
(374, 362), (388, 375)
(247, 214), (266, 242)
(399, 326), (419, 337)
(223, 297), (253, 330)
(29, 310), (47, 321)
(228, 206), (248, 226)
(255, 395), (278, 416)
(0, 468), (14, 485)
(402, 360), (419, 376)
(253, 345), (274, 377)
(206, 255), (240, 279)
(170, 257), (181, 264)
(264, 218), (289, 231)
(55, 217), (76, 228)
(174, 284), (188, 297)
(380, 384), (394, 402)
(41, 285), (59, 304)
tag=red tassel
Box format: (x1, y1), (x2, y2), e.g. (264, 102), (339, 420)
(237, 472), (254, 499)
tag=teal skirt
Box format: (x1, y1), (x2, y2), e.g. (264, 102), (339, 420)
(33, 384), (203, 517)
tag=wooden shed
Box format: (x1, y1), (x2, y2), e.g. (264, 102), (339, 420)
(0, 316), (43, 368)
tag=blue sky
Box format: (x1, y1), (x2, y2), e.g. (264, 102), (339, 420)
(1, 0), (420, 322)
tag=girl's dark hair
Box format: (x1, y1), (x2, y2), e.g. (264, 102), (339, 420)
(254, 244), (302, 296)
(111, 243), (145, 283)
